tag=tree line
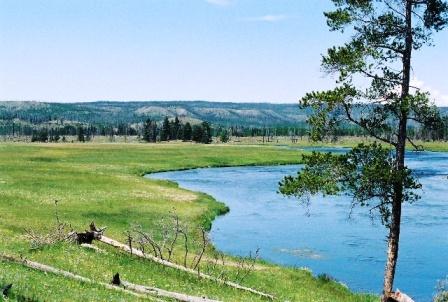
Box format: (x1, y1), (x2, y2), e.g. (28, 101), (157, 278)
(142, 117), (212, 144)
(12, 116), (213, 144)
(1, 115), (447, 143)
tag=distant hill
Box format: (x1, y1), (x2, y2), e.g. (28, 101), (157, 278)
(0, 100), (446, 128)
(0, 100), (310, 127)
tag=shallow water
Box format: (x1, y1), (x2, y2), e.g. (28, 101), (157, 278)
(147, 149), (448, 301)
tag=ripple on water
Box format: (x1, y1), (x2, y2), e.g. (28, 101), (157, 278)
(277, 248), (324, 260)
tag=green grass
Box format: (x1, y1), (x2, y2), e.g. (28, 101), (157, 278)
(228, 135), (448, 152)
(0, 142), (377, 301)
(417, 140), (448, 152)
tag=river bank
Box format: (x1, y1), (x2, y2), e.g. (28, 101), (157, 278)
(0, 143), (378, 301)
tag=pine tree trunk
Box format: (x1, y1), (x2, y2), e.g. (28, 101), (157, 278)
(383, 187), (403, 298)
(382, 0), (413, 300)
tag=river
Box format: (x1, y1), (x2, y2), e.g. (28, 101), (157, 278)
(147, 148), (448, 301)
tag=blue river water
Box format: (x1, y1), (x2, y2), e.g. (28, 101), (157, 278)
(147, 148), (448, 301)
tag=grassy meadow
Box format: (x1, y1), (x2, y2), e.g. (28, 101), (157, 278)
(0, 142), (380, 301)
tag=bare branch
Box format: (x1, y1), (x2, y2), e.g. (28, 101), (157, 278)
(407, 136), (424, 151)
(342, 103), (397, 146)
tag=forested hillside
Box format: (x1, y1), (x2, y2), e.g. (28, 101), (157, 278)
(1, 100), (447, 142)
(0, 100), (309, 127)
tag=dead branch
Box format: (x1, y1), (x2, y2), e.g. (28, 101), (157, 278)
(23, 202), (76, 249)
(134, 229), (163, 259)
(111, 273), (221, 302)
(192, 228), (208, 271)
(147, 213), (183, 262)
(180, 228), (189, 268)
(96, 234), (275, 300)
(234, 248), (260, 283)
(166, 214), (181, 261)
(126, 231), (133, 256)
(204, 251), (228, 282)
(24, 225), (75, 250)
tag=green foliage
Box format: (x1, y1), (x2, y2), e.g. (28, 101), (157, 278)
(142, 118), (157, 142)
(142, 118), (151, 142)
(77, 126), (85, 142)
(219, 129), (230, 143)
(171, 116), (181, 140)
(435, 292), (448, 302)
(182, 122), (192, 141)
(191, 122), (212, 144)
(435, 277), (448, 302)
(31, 128), (48, 142)
(280, 143), (421, 226)
(200, 122), (212, 144)
(424, 0), (448, 30)
(317, 273), (336, 283)
(160, 116), (171, 141)
(192, 124), (203, 143)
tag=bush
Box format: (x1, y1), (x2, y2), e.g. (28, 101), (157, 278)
(435, 277), (448, 302)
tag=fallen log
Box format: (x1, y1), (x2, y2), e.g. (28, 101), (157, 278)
(0, 254), (160, 301)
(112, 273), (221, 302)
(74, 222), (107, 244)
(80, 243), (107, 254)
(96, 235), (275, 300)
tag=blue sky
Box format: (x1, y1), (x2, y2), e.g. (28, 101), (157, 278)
(0, 0), (447, 104)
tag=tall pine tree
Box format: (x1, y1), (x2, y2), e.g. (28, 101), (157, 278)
(279, 1), (447, 300)
(172, 116), (181, 140)
(160, 116), (171, 141)
(192, 124), (203, 143)
(200, 121), (212, 144)
(143, 119), (153, 142)
(182, 122), (192, 141)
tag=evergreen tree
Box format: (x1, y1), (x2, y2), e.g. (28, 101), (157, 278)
(182, 122), (192, 141)
(77, 126), (85, 142)
(192, 124), (203, 143)
(160, 116), (171, 141)
(219, 129), (230, 143)
(85, 129), (92, 141)
(31, 128), (48, 142)
(48, 128), (54, 142)
(143, 119), (152, 142)
(279, 1), (447, 299)
(172, 116), (181, 140)
(151, 122), (158, 142)
(53, 130), (60, 142)
(201, 121), (212, 144)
